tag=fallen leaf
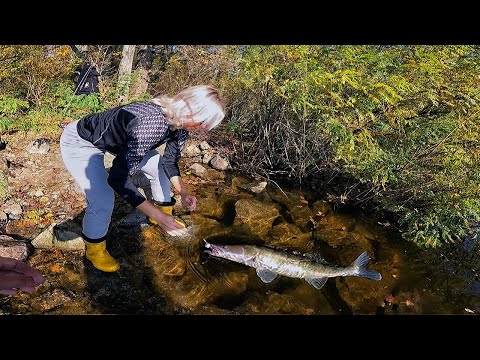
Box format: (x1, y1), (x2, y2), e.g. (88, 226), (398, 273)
(50, 264), (62, 273)
(405, 300), (415, 307)
(465, 308), (475, 314)
(52, 248), (63, 258)
(26, 211), (38, 219)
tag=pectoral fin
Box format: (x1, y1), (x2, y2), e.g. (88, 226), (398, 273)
(256, 268), (278, 283)
(305, 277), (328, 290)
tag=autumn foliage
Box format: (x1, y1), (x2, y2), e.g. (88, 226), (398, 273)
(1, 45), (479, 248)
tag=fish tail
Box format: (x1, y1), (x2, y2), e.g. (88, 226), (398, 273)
(351, 251), (382, 281)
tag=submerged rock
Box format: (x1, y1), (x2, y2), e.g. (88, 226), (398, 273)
(234, 198), (281, 240)
(268, 222), (313, 252)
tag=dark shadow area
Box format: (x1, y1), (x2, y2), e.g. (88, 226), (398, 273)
(221, 199), (236, 226)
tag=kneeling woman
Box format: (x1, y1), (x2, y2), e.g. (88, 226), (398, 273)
(60, 85), (225, 272)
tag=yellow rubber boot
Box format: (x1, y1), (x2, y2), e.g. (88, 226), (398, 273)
(149, 204), (186, 227)
(85, 240), (120, 272)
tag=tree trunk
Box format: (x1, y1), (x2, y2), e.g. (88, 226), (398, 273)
(117, 45), (136, 103)
(131, 45), (153, 98)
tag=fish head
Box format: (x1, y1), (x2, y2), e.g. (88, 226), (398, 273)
(204, 240), (246, 262)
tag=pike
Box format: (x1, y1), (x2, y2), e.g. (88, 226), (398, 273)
(204, 240), (382, 290)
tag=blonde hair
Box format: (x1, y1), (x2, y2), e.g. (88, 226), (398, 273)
(151, 85), (225, 131)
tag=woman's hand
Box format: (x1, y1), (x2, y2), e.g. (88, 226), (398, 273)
(137, 200), (188, 236)
(151, 210), (188, 236)
(181, 192), (197, 211)
(0, 257), (45, 295)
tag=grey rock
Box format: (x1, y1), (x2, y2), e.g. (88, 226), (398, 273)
(184, 144), (202, 157)
(0, 210), (7, 221)
(202, 153), (213, 164)
(31, 223), (56, 249)
(3, 203), (22, 220)
(31, 223), (85, 250)
(251, 182), (267, 193)
(0, 235), (29, 261)
(189, 163), (208, 179)
(242, 181), (267, 194)
(54, 228), (85, 250)
(210, 155), (231, 171)
(199, 141), (211, 151)
(27, 139), (50, 154)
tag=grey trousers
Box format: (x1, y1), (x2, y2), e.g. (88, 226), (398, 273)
(59, 120), (171, 240)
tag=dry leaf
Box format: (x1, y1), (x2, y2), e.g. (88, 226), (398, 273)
(465, 308), (475, 314)
(52, 248), (64, 258)
(50, 264), (61, 273)
(26, 211), (38, 219)
(405, 300), (415, 307)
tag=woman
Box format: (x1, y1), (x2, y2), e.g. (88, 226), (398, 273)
(60, 85), (225, 273)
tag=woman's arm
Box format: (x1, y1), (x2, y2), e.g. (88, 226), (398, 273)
(136, 200), (188, 236)
(170, 176), (197, 211)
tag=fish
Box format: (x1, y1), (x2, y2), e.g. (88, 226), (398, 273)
(203, 240), (382, 290)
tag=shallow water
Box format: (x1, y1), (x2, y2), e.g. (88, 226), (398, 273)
(3, 175), (480, 315)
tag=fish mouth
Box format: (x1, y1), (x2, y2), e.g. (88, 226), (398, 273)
(203, 240), (224, 257)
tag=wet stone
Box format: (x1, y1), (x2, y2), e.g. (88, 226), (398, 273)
(312, 200), (332, 217)
(268, 222), (313, 252)
(234, 198), (281, 240)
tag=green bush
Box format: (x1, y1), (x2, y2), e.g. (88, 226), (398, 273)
(221, 45), (480, 247)
(0, 95), (30, 133)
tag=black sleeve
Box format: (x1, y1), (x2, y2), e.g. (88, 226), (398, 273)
(163, 129), (188, 179)
(107, 148), (147, 208)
